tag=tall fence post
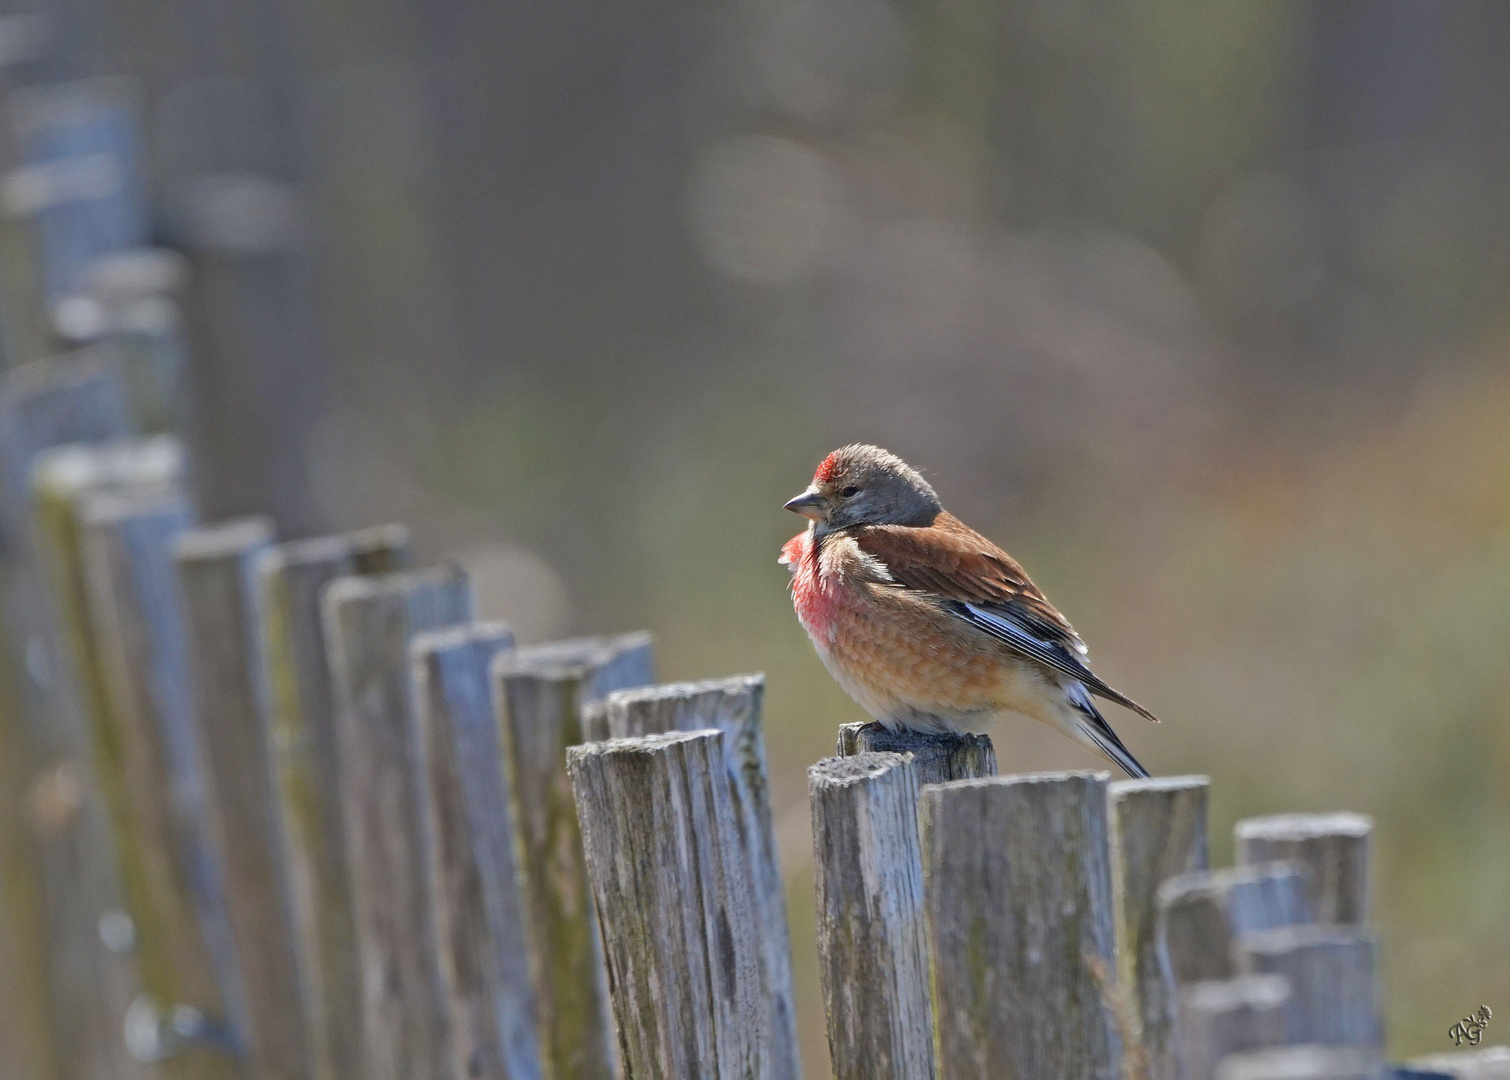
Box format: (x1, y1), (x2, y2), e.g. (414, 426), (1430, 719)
(322, 564), (473, 1080)
(175, 516), (318, 1080)
(808, 752), (931, 1080)
(491, 633), (653, 1080)
(412, 622), (544, 1080)
(919, 771), (1122, 1080)
(1109, 775), (1210, 1080)
(258, 526), (410, 1080)
(567, 729), (783, 1079)
(836, 720), (995, 785)
(1234, 814), (1372, 925)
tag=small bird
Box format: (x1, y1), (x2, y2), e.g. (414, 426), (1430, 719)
(780, 444), (1159, 778)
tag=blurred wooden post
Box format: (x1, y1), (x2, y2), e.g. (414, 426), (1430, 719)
(176, 517), (320, 1080)
(1177, 976), (1290, 1080)
(837, 720), (996, 785)
(259, 526), (410, 1080)
(323, 565), (473, 1080)
(1234, 814), (1373, 925)
(919, 772), (1122, 1080)
(598, 673), (798, 1079)
(1109, 775), (1210, 1080)
(1235, 926), (1381, 1048)
(567, 729), (780, 1080)
(1214, 1046), (1385, 1080)
(1406, 1047), (1510, 1078)
(1159, 865), (1312, 984)
(492, 633), (653, 1080)
(412, 622), (545, 1080)
(808, 752), (931, 1080)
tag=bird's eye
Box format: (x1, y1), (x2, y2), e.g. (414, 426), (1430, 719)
(840, 486), (860, 498)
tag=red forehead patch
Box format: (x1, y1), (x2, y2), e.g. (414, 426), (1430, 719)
(815, 451), (840, 482)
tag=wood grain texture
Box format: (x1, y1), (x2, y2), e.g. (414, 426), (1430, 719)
(176, 516), (316, 1080)
(1234, 814), (1373, 925)
(412, 622), (544, 1080)
(566, 730), (778, 1080)
(808, 752), (930, 1080)
(323, 565), (474, 1080)
(837, 720), (995, 786)
(600, 674), (797, 1080)
(259, 527), (411, 1080)
(919, 771), (1121, 1080)
(1407, 1046), (1510, 1079)
(1214, 1046), (1385, 1080)
(1177, 976), (1290, 1080)
(1108, 775), (1210, 1080)
(1159, 864), (1311, 985)
(492, 633), (654, 1080)
(1235, 925), (1381, 1048)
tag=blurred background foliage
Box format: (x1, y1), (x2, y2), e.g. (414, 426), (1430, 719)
(13, 0), (1510, 1071)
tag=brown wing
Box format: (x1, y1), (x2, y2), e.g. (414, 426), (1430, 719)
(852, 513), (1160, 723)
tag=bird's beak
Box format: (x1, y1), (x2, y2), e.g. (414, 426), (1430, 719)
(783, 490), (825, 521)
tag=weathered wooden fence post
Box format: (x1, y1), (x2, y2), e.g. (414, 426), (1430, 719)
(259, 526), (410, 1080)
(919, 771), (1121, 1080)
(1234, 814), (1372, 925)
(491, 633), (653, 1080)
(1213, 1046), (1384, 1080)
(176, 516), (318, 1080)
(323, 564), (473, 1080)
(1177, 976), (1289, 1080)
(1159, 864), (1312, 984)
(808, 752), (931, 1080)
(568, 729), (786, 1080)
(1108, 775), (1210, 1080)
(412, 622), (544, 1080)
(836, 720), (996, 785)
(1234, 925), (1381, 1048)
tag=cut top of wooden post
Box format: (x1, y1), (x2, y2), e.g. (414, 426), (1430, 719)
(1235, 813), (1373, 925)
(1159, 863), (1312, 984)
(1407, 1045), (1510, 1079)
(837, 720), (996, 786)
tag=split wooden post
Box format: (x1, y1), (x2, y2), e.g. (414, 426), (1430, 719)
(808, 752), (930, 1080)
(491, 633), (654, 1080)
(176, 517), (320, 1080)
(1234, 926), (1382, 1048)
(323, 565), (473, 1080)
(920, 771), (1122, 1080)
(567, 729), (780, 1080)
(1108, 776), (1210, 1080)
(598, 674), (798, 1080)
(1159, 864), (1312, 984)
(258, 525), (410, 1080)
(1177, 976), (1290, 1080)
(412, 622), (545, 1080)
(1213, 1046), (1385, 1080)
(837, 720), (996, 786)
(1234, 814), (1373, 925)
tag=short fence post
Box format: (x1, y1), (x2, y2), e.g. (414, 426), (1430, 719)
(1213, 1046), (1384, 1080)
(1234, 814), (1373, 925)
(920, 771), (1122, 1080)
(808, 752), (931, 1080)
(411, 622), (544, 1080)
(490, 633), (654, 1080)
(322, 565), (473, 1080)
(1159, 864), (1311, 984)
(1177, 976), (1289, 1080)
(598, 674), (798, 1080)
(1108, 776), (1210, 1080)
(837, 720), (996, 785)
(567, 729), (780, 1079)
(1406, 1046), (1510, 1078)
(176, 517), (318, 1080)
(258, 526), (410, 1080)
(1234, 926), (1382, 1048)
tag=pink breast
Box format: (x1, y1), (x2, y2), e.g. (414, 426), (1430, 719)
(782, 531), (839, 642)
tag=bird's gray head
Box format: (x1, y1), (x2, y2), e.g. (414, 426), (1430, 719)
(784, 444), (941, 532)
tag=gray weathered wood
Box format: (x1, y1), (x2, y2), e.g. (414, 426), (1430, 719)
(567, 729), (777, 1080)
(837, 720), (995, 786)
(1215, 1046), (1385, 1080)
(919, 771), (1121, 1080)
(808, 752), (930, 1080)
(1109, 775), (1210, 1080)
(599, 674), (797, 1080)
(323, 565), (473, 1080)
(1407, 1047), (1510, 1079)
(1234, 815), (1373, 925)
(176, 516), (317, 1080)
(1159, 864), (1311, 984)
(412, 622), (544, 1080)
(492, 633), (654, 1080)
(1235, 926), (1381, 1048)
(1178, 976), (1290, 1080)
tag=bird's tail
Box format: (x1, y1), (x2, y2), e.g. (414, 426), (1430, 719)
(1067, 685), (1150, 780)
